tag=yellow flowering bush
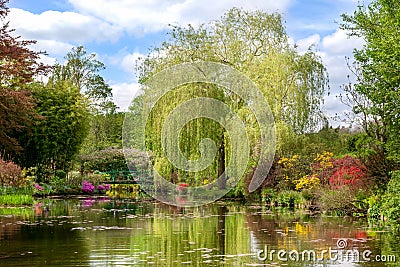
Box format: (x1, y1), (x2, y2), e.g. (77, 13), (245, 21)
(294, 174), (320, 190)
(278, 155), (299, 168)
(314, 151), (333, 169)
(277, 154), (306, 190)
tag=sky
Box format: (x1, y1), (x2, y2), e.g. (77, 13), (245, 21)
(7, 0), (369, 127)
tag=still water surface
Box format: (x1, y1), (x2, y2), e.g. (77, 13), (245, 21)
(0, 197), (399, 266)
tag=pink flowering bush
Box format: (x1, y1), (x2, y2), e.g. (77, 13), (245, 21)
(82, 180), (95, 194)
(97, 184), (111, 192)
(0, 157), (23, 186)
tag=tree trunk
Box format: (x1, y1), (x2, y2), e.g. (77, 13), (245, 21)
(218, 135), (226, 190)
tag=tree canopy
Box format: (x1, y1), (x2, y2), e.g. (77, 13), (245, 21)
(341, 0), (400, 164)
(131, 8), (329, 189)
(0, 0), (49, 158)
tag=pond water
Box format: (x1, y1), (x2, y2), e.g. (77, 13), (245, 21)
(0, 197), (399, 266)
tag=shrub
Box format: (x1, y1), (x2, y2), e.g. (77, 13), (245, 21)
(97, 184), (111, 192)
(275, 190), (306, 207)
(0, 157), (24, 186)
(316, 186), (358, 215)
(80, 148), (149, 172)
(0, 194), (34, 206)
(82, 180), (95, 194)
(312, 154), (370, 190)
(380, 171), (400, 229)
(275, 154), (312, 190)
(329, 165), (366, 190)
(261, 188), (276, 204)
(294, 174), (320, 190)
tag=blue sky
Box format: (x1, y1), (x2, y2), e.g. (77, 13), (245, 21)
(7, 0), (369, 125)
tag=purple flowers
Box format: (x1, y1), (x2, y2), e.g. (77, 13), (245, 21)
(34, 183), (43, 191)
(97, 184), (111, 191)
(82, 181), (110, 194)
(82, 180), (95, 194)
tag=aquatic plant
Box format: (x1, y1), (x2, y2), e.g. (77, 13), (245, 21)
(0, 194), (34, 206)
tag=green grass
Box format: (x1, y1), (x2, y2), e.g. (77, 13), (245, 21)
(0, 194), (34, 206)
(0, 207), (33, 217)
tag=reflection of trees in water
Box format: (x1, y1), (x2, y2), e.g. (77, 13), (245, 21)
(0, 217), (22, 242)
(244, 211), (379, 254)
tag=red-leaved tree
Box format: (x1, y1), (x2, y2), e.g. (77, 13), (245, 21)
(0, 0), (49, 159)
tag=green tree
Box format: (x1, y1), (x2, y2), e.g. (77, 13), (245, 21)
(81, 109), (124, 153)
(0, 0), (49, 159)
(341, 0), (400, 164)
(20, 81), (89, 179)
(132, 8), (328, 189)
(51, 45), (113, 112)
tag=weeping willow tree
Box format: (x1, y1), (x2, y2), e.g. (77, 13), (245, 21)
(130, 8), (328, 189)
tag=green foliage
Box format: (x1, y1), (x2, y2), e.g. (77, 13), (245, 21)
(81, 111), (124, 153)
(81, 148), (149, 172)
(0, 194), (34, 206)
(316, 186), (356, 215)
(20, 81), (89, 180)
(275, 190), (306, 207)
(261, 187), (276, 204)
(380, 171), (400, 228)
(135, 8), (328, 188)
(341, 0), (400, 168)
(51, 45), (113, 111)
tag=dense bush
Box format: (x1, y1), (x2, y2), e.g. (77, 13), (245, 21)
(81, 148), (150, 172)
(310, 153), (370, 190)
(316, 186), (357, 215)
(380, 171), (400, 230)
(0, 157), (24, 186)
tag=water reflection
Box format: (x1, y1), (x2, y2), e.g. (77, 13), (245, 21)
(0, 198), (398, 266)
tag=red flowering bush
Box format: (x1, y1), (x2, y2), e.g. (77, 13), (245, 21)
(0, 157), (23, 186)
(328, 156), (368, 190)
(329, 165), (366, 189)
(311, 154), (369, 190)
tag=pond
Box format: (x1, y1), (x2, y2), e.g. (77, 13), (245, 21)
(0, 197), (398, 266)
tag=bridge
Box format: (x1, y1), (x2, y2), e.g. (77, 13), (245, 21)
(100, 170), (153, 184)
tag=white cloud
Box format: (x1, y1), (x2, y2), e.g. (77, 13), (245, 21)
(111, 82), (142, 110)
(38, 54), (57, 66)
(68, 0), (293, 35)
(294, 29), (365, 127)
(296, 34), (320, 53)
(8, 8), (122, 43)
(322, 29), (364, 54)
(120, 52), (144, 73)
(32, 40), (74, 56)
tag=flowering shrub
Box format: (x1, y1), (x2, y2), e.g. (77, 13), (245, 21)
(329, 165), (366, 189)
(328, 156), (368, 190)
(311, 151), (334, 185)
(278, 155), (298, 168)
(276, 154), (309, 190)
(294, 174), (320, 190)
(310, 152), (369, 190)
(82, 180), (95, 194)
(0, 157), (23, 186)
(97, 184), (111, 192)
(34, 183), (43, 191)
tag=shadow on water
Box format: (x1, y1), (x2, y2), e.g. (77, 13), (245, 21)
(0, 197), (398, 266)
